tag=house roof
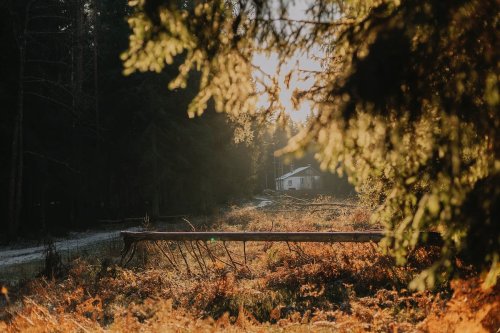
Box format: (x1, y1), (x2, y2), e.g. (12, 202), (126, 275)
(276, 166), (314, 180)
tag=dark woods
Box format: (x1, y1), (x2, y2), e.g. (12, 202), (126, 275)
(0, 0), (259, 241)
(0, 0), (355, 243)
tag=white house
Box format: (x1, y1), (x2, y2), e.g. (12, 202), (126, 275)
(275, 165), (321, 191)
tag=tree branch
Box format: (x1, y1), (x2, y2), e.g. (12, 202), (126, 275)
(256, 17), (356, 27)
(24, 91), (76, 116)
(26, 59), (70, 66)
(24, 150), (80, 173)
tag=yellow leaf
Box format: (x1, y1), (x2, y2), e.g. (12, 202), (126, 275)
(427, 194), (440, 216)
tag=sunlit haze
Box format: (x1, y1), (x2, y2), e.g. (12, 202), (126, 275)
(252, 1), (323, 123)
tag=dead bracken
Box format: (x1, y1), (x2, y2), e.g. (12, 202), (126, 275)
(1, 205), (497, 332)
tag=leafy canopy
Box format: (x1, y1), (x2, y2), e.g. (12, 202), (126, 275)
(121, 0), (499, 289)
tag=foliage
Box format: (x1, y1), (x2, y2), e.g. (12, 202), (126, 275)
(121, 0), (499, 288)
(292, 0), (499, 289)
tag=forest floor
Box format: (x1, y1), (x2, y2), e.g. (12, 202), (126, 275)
(0, 226), (142, 284)
(0, 228), (139, 267)
(0, 198), (498, 332)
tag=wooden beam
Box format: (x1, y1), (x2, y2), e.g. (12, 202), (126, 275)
(119, 231), (443, 265)
(121, 231), (442, 244)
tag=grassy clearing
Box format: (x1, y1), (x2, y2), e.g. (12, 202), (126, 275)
(1, 199), (498, 332)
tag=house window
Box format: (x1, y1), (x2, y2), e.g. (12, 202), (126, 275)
(288, 179), (292, 186)
(300, 178), (304, 185)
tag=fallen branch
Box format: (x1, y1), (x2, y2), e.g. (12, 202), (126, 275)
(293, 202), (360, 208)
(121, 231), (442, 244)
(98, 215), (188, 224)
(280, 194), (309, 203)
(120, 231), (443, 267)
(25, 150), (80, 174)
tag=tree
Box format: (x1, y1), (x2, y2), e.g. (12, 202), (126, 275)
(1, 0), (259, 241)
(120, 0), (499, 288)
(5, 0), (28, 239)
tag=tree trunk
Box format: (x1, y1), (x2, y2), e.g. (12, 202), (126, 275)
(92, 0), (100, 131)
(8, 115), (22, 239)
(7, 4), (28, 239)
(92, 0), (104, 216)
(151, 125), (160, 219)
(70, 0), (85, 226)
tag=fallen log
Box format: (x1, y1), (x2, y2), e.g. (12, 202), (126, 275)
(121, 231), (442, 244)
(120, 231), (443, 266)
(262, 209), (311, 212)
(157, 214), (189, 219)
(280, 194), (309, 203)
(262, 208), (348, 213)
(97, 217), (145, 224)
(293, 202), (360, 208)
(98, 215), (188, 224)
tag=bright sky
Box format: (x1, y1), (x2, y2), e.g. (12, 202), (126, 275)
(252, 1), (323, 123)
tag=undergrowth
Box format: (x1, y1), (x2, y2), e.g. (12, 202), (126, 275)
(1, 198), (498, 332)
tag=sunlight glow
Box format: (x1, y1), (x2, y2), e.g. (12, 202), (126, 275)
(252, 2), (323, 123)
(253, 49), (323, 123)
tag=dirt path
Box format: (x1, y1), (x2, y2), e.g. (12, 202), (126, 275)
(0, 227), (141, 282)
(0, 227), (142, 268)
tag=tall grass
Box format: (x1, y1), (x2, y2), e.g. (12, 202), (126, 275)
(1, 200), (496, 332)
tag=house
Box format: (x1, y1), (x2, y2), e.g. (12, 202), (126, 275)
(275, 165), (321, 191)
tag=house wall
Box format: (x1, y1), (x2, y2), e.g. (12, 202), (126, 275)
(275, 167), (322, 191)
(282, 175), (321, 190)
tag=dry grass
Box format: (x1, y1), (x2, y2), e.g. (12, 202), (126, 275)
(1, 199), (497, 332)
